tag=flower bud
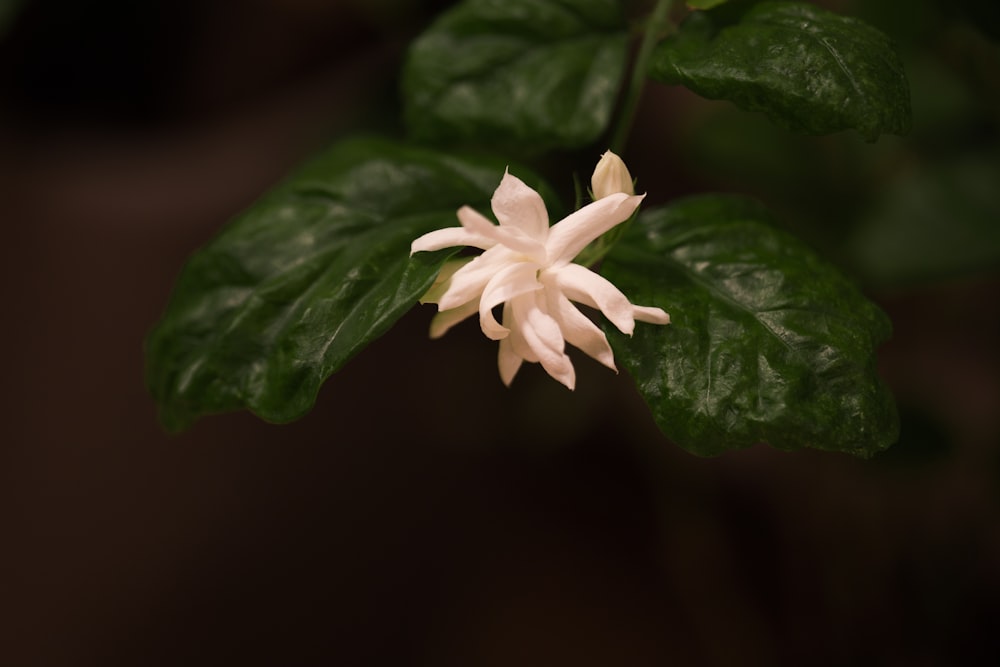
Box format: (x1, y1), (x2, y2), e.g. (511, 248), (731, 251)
(591, 150), (634, 199)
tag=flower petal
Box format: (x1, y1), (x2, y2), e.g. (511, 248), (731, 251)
(411, 225), (496, 254)
(504, 299), (539, 363)
(545, 286), (616, 371)
(545, 192), (645, 266)
(429, 298), (479, 339)
(478, 262), (542, 340)
(548, 263), (637, 335)
(491, 169), (550, 242)
(457, 205), (545, 260)
(497, 302), (524, 386)
(456, 204), (494, 232)
(512, 293), (575, 390)
(435, 246), (516, 311)
(420, 258), (474, 304)
(632, 304), (671, 325)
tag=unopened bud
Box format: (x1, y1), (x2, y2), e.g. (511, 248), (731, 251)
(591, 150), (634, 199)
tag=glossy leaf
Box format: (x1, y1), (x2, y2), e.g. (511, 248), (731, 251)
(601, 195), (899, 457)
(650, 1), (911, 140)
(402, 0), (628, 153)
(146, 137), (552, 430)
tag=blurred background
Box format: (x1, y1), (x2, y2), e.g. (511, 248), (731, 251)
(1, 0), (998, 664)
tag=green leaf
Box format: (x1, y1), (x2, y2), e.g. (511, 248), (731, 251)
(146, 137), (552, 430)
(650, 1), (911, 140)
(601, 195), (899, 457)
(402, 0), (628, 153)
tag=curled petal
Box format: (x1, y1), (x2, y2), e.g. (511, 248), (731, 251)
(548, 263), (637, 335)
(504, 299), (539, 364)
(512, 293), (575, 390)
(490, 169), (550, 242)
(435, 246), (517, 311)
(497, 302), (524, 386)
(545, 287), (616, 371)
(420, 258), (474, 304)
(429, 298), (479, 339)
(633, 305), (671, 325)
(545, 192), (645, 266)
(411, 226), (495, 254)
(456, 205), (494, 232)
(478, 262), (542, 340)
(458, 205), (545, 260)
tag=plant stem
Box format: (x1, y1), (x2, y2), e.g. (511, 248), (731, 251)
(610, 0), (674, 153)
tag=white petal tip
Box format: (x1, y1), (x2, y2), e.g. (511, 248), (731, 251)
(428, 321), (447, 339)
(589, 352), (617, 372)
(633, 306), (671, 325)
(550, 367), (576, 391)
(499, 355), (522, 387)
(482, 327), (510, 341)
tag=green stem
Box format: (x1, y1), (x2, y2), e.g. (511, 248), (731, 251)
(610, 0), (674, 153)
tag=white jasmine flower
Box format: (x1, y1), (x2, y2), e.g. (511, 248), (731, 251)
(591, 149), (635, 199)
(410, 159), (670, 390)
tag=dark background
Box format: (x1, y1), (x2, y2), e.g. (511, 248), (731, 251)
(2, 1), (999, 664)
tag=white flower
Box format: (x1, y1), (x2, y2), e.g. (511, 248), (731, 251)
(410, 160), (670, 390)
(591, 150), (635, 199)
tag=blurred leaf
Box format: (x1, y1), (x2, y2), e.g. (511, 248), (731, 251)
(602, 195), (899, 457)
(849, 155), (1000, 287)
(402, 0), (628, 153)
(0, 0), (24, 36)
(686, 0), (729, 9)
(146, 137), (553, 430)
(845, 0), (939, 49)
(675, 97), (892, 259)
(873, 403), (953, 469)
(650, 1), (912, 140)
(903, 55), (980, 144)
(956, 0), (1000, 41)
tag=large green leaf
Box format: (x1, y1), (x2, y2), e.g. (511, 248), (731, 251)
(402, 0), (628, 153)
(602, 195), (898, 457)
(146, 137), (550, 430)
(649, 1), (911, 140)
